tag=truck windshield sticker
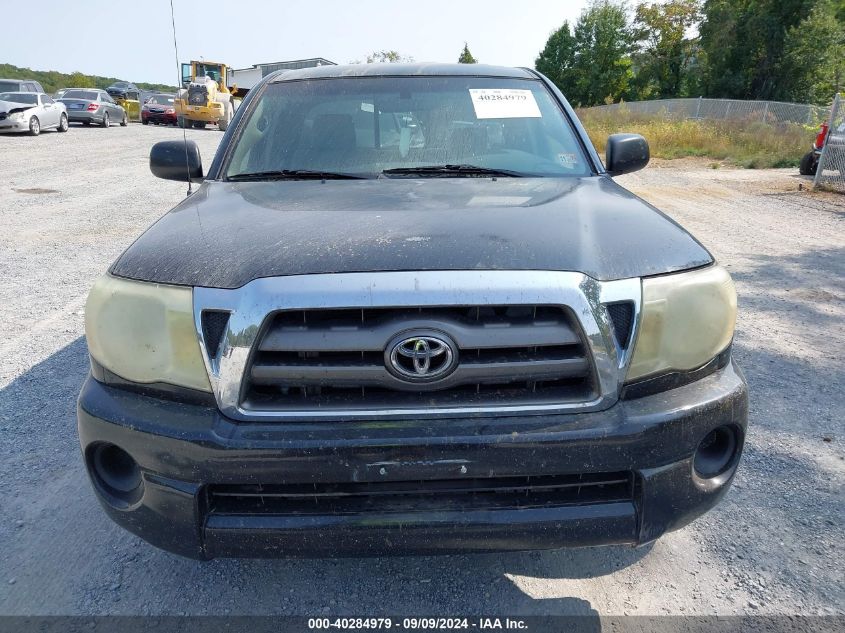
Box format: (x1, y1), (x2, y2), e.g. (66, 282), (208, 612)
(469, 89), (542, 119)
(558, 153), (579, 168)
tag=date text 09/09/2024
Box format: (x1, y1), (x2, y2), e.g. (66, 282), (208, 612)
(308, 618), (528, 630)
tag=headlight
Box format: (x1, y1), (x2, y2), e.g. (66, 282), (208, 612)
(85, 274), (211, 392)
(627, 265), (736, 382)
(9, 112), (25, 121)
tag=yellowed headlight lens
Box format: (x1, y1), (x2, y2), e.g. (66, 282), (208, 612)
(627, 265), (737, 382)
(85, 274), (212, 392)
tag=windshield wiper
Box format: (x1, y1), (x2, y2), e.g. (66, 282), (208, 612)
(226, 169), (368, 181)
(382, 164), (526, 178)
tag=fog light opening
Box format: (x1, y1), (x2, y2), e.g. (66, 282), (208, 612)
(694, 426), (738, 479)
(91, 443), (143, 505)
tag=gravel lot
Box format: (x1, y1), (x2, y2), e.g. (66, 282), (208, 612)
(0, 123), (842, 618)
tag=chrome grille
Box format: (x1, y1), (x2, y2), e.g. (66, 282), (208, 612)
(242, 305), (596, 412)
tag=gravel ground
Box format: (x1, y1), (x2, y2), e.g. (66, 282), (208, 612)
(0, 124), (842, 617)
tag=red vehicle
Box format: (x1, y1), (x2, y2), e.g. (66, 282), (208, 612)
(141, 93), (177, 125)
(799, 119), (845, 175)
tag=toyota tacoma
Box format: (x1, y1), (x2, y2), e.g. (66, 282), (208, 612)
(78, 64), (748, 559)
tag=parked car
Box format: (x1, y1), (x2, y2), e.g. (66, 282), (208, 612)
(57, 89), (127, 127)
(79, 64), (747, 559)
(800, 119), (845, 175)
(106, 81), (139, 99)
(0, 92), (68, 135)
(141, 93), (177, 125)
(0, 78), (45, 93)
(107, 82), (142, 121)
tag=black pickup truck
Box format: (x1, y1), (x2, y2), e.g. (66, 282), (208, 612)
(78, 64), (747, 559)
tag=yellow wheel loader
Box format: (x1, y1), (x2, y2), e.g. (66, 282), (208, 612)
(174, 61), (240, 131)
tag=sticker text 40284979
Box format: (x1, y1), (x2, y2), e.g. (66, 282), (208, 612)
(469, 89), (542, 119)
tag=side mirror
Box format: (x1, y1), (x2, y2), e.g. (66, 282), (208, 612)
(150, 140), (203, 182)
(606, 133), (649, 176)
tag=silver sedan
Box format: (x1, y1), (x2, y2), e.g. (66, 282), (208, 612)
(0, 92), (69, 135)
(58, 88), (128, 128)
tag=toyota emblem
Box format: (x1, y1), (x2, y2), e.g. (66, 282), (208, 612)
(386, 332), (458, 382)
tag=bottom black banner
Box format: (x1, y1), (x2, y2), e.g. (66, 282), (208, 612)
(0, 616), (841, 633)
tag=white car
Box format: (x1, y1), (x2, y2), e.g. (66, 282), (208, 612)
(0, 92), (68, 136)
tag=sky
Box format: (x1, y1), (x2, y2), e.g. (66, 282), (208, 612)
(3, 0), (589, 86)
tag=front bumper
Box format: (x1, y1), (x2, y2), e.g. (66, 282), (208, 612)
(0, 118), (29, 133)
(77, 360), (748, 560)
(142, 111), (176, 124)
(176, 104), (224, 122)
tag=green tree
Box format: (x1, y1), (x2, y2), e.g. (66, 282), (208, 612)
(68, 71), (96, 88)
(779, 0), (845, 104)
(0, 63), (176, 94)
(365, 50), (414, 63)
(699, 0), (816, 100)
(458, 43), (478, 64)
(631, 0), (702, 99)
(535, 21), (578, 97)
(571, 1), (635, 106)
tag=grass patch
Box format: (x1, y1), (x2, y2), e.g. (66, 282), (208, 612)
(577, 108), (815, 169)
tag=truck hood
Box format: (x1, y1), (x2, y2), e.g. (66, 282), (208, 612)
(111, 176), (713, 289)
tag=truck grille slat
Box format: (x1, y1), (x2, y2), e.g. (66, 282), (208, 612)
(242, 306), (597, 413)
(207, 472), (634, 516)
(250, 357), (590, 387)
(258, 319), (582, 352)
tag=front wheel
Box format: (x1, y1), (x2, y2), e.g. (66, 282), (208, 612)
(176, 116), (187, 128)
(120, 112), (128, 126)
(799, 151), (817, 176)
(142, 118), (149, 125)
(101, 112), (110, 128)
(193, 121), (206, 129)
(29, 116), (40, 136)
(58, 113), (68, 133)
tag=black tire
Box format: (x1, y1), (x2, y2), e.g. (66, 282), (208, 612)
(218, 101), (231, 131)
(120, 112), (128, 126)
(799, 151), (817, 176)
(83, 121), (91, 126)
(101, 112), (110, 128)
(193, 121), (206, 129)
(142, 118), (149, 125)
(28, 116), (40, 136)
(57, 113), (68, 133)
(176, 116), (187, 128)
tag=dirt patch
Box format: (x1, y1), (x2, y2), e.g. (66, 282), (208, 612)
(12, 187), (60, 195)
(787, 288), (844, 302)
(647, 156), (743, 171)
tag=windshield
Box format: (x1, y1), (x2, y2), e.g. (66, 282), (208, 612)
(0, 92), (37, 104)
(195, 63), (223, 83)
(62, 90), (99, 100)
(147, 95), (175, 104)
(225, 76), (590, 178)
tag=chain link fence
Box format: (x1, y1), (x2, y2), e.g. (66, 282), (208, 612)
(588, 97), (828, 126)
(814, 94), (845, 193)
